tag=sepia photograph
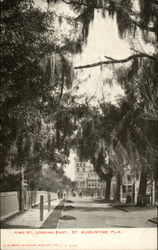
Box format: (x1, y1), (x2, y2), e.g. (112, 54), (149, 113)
(0, 0), (158, 249)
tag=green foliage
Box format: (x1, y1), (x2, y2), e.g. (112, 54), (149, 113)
(114, 58), (158, 185)
(37, 166), (76, 192)
(58, 0), (158, 43)
(0, 173), (21, 192)
(75, 103), (121, 181)
(0, 0), (78, 191)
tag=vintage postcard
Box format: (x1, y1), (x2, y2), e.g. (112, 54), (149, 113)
(1, 0), (157, 249)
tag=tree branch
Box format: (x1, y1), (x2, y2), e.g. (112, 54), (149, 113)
(62, 0), (87, 7)
(130, 18), (157, 33)
(74, 53), (156, 70)
(61, 0), (157, 33)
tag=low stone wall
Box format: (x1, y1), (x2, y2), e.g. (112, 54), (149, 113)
(0, 191), (57, 221)
(0, 192), (19, 218)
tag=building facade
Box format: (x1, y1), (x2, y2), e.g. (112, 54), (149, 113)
(120, 169), (138, 203)
(120, 167), (155, 204)
(74, 156), (105, 197)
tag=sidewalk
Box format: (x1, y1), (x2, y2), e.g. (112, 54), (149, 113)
(1, 198), (63, 229)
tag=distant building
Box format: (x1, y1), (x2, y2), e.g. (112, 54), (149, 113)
(74, 156), (105, 197)
(120, 166), (155, 204)
(120, 168), (138, 203)
(74, 154), (156, 204)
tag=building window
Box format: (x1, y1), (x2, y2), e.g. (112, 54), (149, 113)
(83, 168), (85, 171)
(77, 168), (79, 172)
(122, 185), (126, 193)
(128, 185), (132, 192)
(77, 163), (79, 167)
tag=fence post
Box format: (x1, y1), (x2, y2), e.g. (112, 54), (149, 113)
(29, 191), (31, 209)
(40, 195), (44, 221)
(152, 180), (155, 205)
(19, 167), (25, 212)
(48, 193), (51, 212)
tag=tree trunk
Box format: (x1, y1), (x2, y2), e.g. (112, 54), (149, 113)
(137, 168), (148, 205)
(114, 173), (121, 201)
(105, 177), (111, 202)
(153, 160), (158, 205)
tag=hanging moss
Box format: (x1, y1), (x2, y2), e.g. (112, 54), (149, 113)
(80, 7), (95, 44)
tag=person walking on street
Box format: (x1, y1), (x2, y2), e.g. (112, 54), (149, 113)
(79, 191), (82, 198)
(91, 192), (93, 199)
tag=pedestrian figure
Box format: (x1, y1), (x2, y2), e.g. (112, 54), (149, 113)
(60, 191), (63, 199)
(71, 189), (74, 196)
(79, 191), (82, 198)
(91, 192), (93, 199)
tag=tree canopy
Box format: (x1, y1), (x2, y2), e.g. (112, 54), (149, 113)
(1, 0), (158, 203)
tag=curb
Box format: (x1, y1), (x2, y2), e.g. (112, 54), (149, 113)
(148, 218), (158, 225)
(0, 211), (20, 223)
(41, 200), (65, 229)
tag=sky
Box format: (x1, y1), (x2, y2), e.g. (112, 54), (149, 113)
(73, 11), (130, 103)
(72, 9), (155, 104)
(64, 150), (76, 181)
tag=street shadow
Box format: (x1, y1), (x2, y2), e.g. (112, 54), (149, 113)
(63, 205), (75, 211)
(33, 204), (63, 210)
(110, 204), (157, 212)
(93, 199), (108, 203)
(65, 200), (74, 203)
(65, 206), (117, 212)
(60, 215), (76, 220)
(0, 223), (37, 229)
